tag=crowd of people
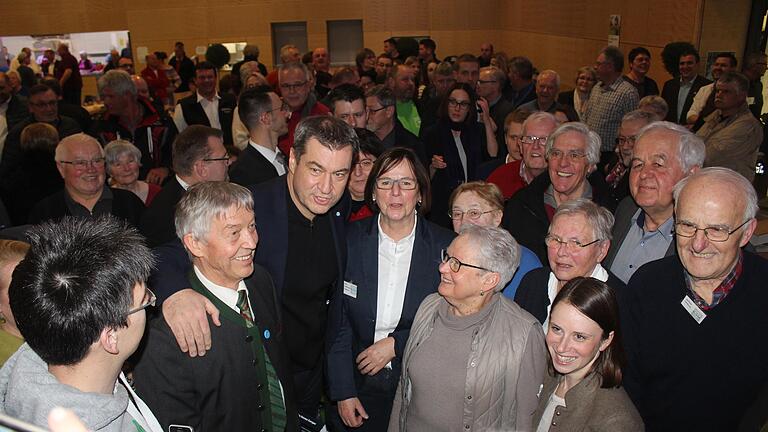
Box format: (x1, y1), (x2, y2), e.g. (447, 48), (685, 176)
(0, 35), (766, 432)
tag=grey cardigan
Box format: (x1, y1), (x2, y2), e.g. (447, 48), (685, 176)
(533, 372), (644, 432)
(388, 293), (546, 432)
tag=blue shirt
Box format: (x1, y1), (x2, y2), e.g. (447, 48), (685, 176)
(503, 246), (542, 299)
(610, 209), (675, 283)
(677, 78), (694, 121)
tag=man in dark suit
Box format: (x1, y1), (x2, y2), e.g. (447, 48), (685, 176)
(661, 48), (711, 124)
(168, 42), (196, 93)
(28, 133), (144, 226)
(365, 85), (427, 166)
(228, 86), (289, 186)
(173, 61), (237, 145)
(149, 115), (357, 425)
(139, 125), (230, 247)
(604, 122), (704, 284)
(477, 66), (515, 159)
(135, 182), (297, 432)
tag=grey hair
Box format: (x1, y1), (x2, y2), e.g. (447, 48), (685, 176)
(480, 66), (506, 85)
(97, 70), (137, 98)
(635, 121), (705, 172)
(434, 62), (454, 77)
(551, 198), (615, 242)
(279, 61), (311, 81)
(638, 95), (668, 120)
(622, 109), (659, 125)
(239, 61), (260, 84)
(365, 85), (396, 107)
(457, 225), (520, 292)
(673, 167), (758, 222)
(104, 140), (142, 172)
(718, 71), (750, 94)
(538, 69), (561, 88)
(521, 111), (558, 136)
(175, 182), (255, 242)
(55, 133), (105, 161)
(546, 122), (601, 165)
(243, 44), (260, 58)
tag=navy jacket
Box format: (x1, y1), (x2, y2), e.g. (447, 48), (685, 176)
(325, 215), (454, 401)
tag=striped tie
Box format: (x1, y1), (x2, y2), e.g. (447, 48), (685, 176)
(236, 290), (287, 431)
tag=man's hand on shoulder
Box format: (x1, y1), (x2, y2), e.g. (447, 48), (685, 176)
(162, 288), (221, 357)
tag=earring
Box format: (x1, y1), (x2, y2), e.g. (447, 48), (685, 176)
(479, 290), (485, 297)
(372, 196), (376, 202)
(0, 312), (6, 325)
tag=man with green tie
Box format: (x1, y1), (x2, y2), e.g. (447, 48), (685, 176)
(134, 181), (297, 431)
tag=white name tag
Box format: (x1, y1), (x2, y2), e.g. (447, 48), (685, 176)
(681, 295), (707, 324)
(343, 281), (358, 298)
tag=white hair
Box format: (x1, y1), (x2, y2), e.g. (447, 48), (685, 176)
(458, 225), (520, 292)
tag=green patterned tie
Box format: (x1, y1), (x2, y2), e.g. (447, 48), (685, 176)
(236, 290), (287, 431)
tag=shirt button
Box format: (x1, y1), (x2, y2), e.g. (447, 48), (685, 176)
(467, 395), (472, 400)
(464, 425), (470, 430)
(258, 404), (264, 411)
(470, 362), (476, 367)
(552, 421), (557, 426)
(245, 335), (253, 342)
(252, 359), (258, 366)
(555, 411), (561, 416)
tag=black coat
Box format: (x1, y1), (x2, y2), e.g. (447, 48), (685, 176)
(27, 187), (144, 226)
(514, 267), (626, 324)
(134, 265), (298, 432)
(228, 144), (280, 187)
(139, 177), (186, 248)
(176, 92), (237, 145)
(4, 95), (28, 131)
(661, 75), (711, 124)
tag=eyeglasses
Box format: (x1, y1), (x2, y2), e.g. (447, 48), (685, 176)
(29, 100), (57, 108)
(59, 157), (106, 170)
(674, 219), (751, 242)
(441, 249), (491, 273)
(353, 158), (374, 170)
(119, 63), (134, 69)
(279, 81), (307, 92)
(616, 135), (637, 146)
(127, 287), (156, 316)
(447, 98), (471, 110)
(448, 208), (496, 220)
(366, 105), (389, 114)
(545, 234), (602, 251)
(203, 154), (230, 163)
(548, 149), (587, 161)
(375, 177), (418, 190)
(520, 135), (548, 146)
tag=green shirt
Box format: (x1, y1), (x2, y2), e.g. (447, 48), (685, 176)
(397, 100), (421, 136)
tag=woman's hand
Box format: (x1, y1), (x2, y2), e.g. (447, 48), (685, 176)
(338, 397), (369, 428)
(356, 337), (395, 376)
(431, 155), (447, 170)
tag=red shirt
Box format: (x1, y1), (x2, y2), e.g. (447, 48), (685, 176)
(486, 159), (529, 200)
(277, 102), (330, 156)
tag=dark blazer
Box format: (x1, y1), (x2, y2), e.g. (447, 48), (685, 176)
(557, 90), (575, 109)
(326, 216), (455, 402)
(27, 187), (144, 226)
(514, 267), (626, 324)
(134, 265), (298, 432)
(4, 94), (28, 131)
(228, 143), (280, 187)
(394, 118), (428, 168)
(150, 176), (348, 306)
(603, 197), (676, 270)
(177, 92), (237, 145)
(139, 177), (186, 248)
(661, 75), (712, 124)
(58, 102), (92, 131)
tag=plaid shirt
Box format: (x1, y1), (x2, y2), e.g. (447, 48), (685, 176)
(684, 251), (743, 311)
(583, 77), (639, 152)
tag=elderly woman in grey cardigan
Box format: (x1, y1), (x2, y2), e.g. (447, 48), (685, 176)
(533, 277), (643, 431)
(388, 225), (546, 432)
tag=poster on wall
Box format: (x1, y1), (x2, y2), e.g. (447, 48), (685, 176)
(608, 15), (621, 47)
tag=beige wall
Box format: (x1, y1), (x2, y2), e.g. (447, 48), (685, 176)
(1, 0), (751, 87)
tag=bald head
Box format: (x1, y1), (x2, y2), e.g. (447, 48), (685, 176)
(131, 75), (150, 99)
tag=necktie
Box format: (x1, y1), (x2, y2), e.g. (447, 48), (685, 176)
(275, 151), (288, 173)
(236, 290), (287, 431)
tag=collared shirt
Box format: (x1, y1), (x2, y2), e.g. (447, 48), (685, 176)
(172, 92), (222, 132)
(684, 251), (743, 311)
(249, 139), (286, 176)
(375, 214), (417, 345)
(451, 130), (468, 181)
(64, 185), (113, 217)
(687, 82), (714, 121)
(677, 77), (694, 122)
(543, 181), (593, 220)
(583, 77), (639, 152)
(176, 175), (191, 191)
(610, 209), (675, 283)
(544, 264), (608, 330)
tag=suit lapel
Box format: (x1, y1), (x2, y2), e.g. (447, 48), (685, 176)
(397, 218), (435, 331)
(360, 217), (380, 320)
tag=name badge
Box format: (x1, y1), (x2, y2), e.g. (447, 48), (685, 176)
(343, 281), (358, 298)
(681, 295), (707, 324)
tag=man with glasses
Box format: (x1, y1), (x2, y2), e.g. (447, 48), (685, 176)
(387, 64), (421, 137)
(622, 167), (768, 432)
(276, 61), (330, 157)
(91, 70), (177, 185)
(135, 182), (297, 432)
(477, 66), (514, 156)
(229, 86), (290, 187)
(173, 61), (237, 145)
(604, 122), (704, 284)
(0, 84), (81, 186)
(488, 111), (558, 200)
(0, 216), (162, 432)
(374, 54), (393, 85)
(365, 85), (427, 166)
(140, 125), (229, 247)
(28, 133), (144, 226)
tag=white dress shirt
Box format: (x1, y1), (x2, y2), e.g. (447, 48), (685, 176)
(176, 175), (191, 191)
(375, 214), (417, 346)
(249, 139), (286, 176)
(543, 264), (609, 330)
(173, 92), (222, 132)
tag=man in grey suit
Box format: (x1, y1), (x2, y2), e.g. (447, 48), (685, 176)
(604, 121), (705, 283)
